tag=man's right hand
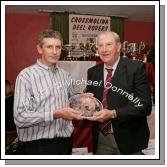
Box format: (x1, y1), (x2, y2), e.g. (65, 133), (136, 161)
(53, 108), (83, 121)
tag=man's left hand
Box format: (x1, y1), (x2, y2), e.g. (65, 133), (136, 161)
(89, 109), (117, 122)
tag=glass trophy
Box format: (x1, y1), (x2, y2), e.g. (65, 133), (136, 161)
(129, 42), (145, 60)
(69, 94), (103, 118)
(63, 44), (75, 60)
(79, 43), (87, 60)
(121, 41), (130, 57)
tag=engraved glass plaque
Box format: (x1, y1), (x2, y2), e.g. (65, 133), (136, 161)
(69, 94), (103, 118)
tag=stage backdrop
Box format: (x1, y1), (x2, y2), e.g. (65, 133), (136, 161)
(69, 14), (110, 57)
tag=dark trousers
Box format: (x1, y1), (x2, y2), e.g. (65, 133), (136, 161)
(96, 132), (145, 155)
(22, 137), (72, 155)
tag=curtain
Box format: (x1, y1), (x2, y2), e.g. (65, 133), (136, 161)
(110, 16), (125, 42)
(51, 12), (69, 44)
(51, 12), (69, 60)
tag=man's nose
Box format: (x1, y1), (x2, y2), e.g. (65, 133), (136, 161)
(101, 45), (107, 52)
(53, 47), (57, 54)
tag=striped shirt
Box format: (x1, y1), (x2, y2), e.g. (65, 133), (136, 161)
(14, 59), (75, 141)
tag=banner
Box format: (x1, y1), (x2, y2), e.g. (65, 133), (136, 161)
(69, 14), (110, 57)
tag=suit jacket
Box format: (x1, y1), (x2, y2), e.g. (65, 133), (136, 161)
(87, 57), (152, 154)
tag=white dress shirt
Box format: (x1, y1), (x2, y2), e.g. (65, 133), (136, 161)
(103, 56), (120, 84)
(14, 59), (75, 141)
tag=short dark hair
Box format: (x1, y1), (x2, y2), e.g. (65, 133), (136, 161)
(37, 29), (63, 47)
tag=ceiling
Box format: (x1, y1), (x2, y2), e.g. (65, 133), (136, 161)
(5, 5), (155, 22)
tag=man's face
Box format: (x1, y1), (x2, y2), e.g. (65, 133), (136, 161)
(37, 38), (62, 67)
(98, 33), (121, 66)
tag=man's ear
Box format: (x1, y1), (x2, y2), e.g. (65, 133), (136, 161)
(117, 42), (122, 52)
(37, 44), (42, 54)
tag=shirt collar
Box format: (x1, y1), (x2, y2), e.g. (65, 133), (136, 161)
(36, 59), (58, 71)
(104, 56), (120, 72)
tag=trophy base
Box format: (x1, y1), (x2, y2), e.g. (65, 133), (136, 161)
(65, 57), (73, 61)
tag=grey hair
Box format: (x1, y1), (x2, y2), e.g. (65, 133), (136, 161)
(37, 29), (63, 47)
(97, 31), (120, 43)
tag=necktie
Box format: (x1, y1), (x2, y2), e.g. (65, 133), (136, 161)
(100, 68), (113, 135)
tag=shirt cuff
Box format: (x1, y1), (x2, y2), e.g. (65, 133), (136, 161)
(44, 110), (54, 122)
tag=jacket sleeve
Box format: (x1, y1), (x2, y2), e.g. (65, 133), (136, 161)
(115, 63), (152, 123)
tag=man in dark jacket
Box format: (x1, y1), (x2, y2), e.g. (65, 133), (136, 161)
(87, 31), (152, 154)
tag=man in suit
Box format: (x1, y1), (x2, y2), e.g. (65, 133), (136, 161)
(87, 31), (152, 155)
